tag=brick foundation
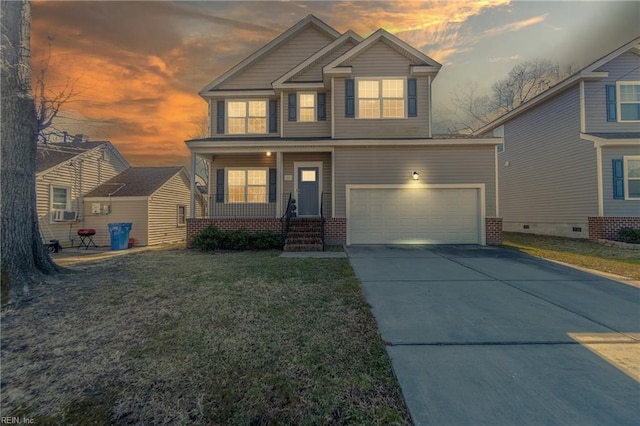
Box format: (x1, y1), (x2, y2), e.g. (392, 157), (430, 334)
(588, 216), (640, 241)
(187, 218), (282, 248)
(188, 216), (503, 247)
(324, 218), (347, 245)
(485, 217), (503, 245)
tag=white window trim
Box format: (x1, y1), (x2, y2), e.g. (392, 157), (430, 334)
(298, 91), (316, 122)
(355, 77), (407, 120)
(177, 204), (186, 227)
(225, 99), (268, 135)
(225, 167), (269, 204)
(50, 185), (71, 223)
(624, 155), (640, 200)
(616, 81), (640, 123)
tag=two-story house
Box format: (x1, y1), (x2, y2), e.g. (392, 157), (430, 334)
(476, 37), (640, 241)
(186, 15), (503, 248)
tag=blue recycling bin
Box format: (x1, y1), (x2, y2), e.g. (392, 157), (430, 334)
(108, 223), (132, 250)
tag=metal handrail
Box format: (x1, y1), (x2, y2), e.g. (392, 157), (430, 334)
(320, 191), (326, 251)
(280, 193), (293, 239)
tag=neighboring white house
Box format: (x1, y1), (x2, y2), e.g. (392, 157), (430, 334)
(83, 167), (193, 246)
(36, 141), (130, 247)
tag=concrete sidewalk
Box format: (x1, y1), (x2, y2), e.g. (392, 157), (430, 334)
(348, 245), (640, 425)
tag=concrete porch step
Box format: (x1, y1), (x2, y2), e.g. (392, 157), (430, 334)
(283, 243), (324, 252)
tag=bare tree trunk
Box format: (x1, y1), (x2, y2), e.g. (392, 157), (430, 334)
(1, 0), (60, 304)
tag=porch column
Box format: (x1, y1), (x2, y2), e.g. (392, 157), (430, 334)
(276, 151), (283, 217)
(190, 151), (196, 218)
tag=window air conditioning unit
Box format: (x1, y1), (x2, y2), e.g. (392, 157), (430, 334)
(51, 210), (78, 222)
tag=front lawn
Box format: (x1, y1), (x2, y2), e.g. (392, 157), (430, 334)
(1, 249), (410, 424)
(503, 232), (640, 280)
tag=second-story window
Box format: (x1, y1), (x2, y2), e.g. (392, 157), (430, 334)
(298, 92), (316, 122)
(357, 78), (405, 119)
(618, 82), (640, 122)
(227, 100), (267, 134)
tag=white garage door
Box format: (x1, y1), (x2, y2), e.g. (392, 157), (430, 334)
(349, 187), (481, 244)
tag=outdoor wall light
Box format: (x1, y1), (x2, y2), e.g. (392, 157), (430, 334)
(411, 171), (420, 180)
(266, 151), (272, 157)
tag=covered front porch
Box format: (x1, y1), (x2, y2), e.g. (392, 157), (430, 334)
(186, 142), (343, 249)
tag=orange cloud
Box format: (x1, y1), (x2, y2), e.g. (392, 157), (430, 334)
(31, 1), (511, 166)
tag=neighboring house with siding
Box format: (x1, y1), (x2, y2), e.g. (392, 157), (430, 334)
(476, 37), (640, 240)
(83, 167), (193, 247)
(36, 141), (130, 247)
(186, 15), (503, 248)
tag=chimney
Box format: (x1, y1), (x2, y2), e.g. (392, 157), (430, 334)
(72, 134), (87, 145)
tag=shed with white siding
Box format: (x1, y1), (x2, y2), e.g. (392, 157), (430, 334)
(36, 141), (130, 247)
(83, 167), (192, 247)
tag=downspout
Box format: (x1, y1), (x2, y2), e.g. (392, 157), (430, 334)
(190, 151), (196, 218)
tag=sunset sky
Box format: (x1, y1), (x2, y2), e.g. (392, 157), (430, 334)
(31, 1), (639, 166)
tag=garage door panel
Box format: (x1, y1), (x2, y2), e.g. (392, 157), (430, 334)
(349, 187), (480, 245)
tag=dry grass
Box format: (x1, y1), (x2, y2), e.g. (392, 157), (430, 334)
(503, 233), (640, 280)
(1, 249), (410, 425)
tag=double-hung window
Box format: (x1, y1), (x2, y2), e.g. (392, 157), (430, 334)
(51, 186), (70, 210)
(177, 205), (186, 226)
(227, 100), (267, 134)
(625, 156), (640, 199)
(227, 169), (267, 203)
(298, 92), (315, 122)
(617, 82), (640, 122)
(357, 78), (405, 118)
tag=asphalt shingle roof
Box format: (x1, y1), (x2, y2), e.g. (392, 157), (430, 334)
(36, 142), (107, 173)
(84, 167), (184, 198)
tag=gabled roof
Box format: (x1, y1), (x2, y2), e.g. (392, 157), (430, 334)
(84, 167), (186, 198)
(36, 141), (129, 175)
(323, 28), (442, 76)
(199, 14), (341, 96)
(272, 30), (363, 87)
(475, 36), (640, 135)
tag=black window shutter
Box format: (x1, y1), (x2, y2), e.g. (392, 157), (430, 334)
(317, 93), (326, 121)
(612, 159), (624, 199)
(345, 79), (355, 118)
(288, 94), (297, 121)
(216, 101), (225, 134)
(408, 78), (417, 117)
(269, 100), (277, 133)
(216, 169), (225, 203)
(268, 169), (277, 202)
(606, 85), (617, 122)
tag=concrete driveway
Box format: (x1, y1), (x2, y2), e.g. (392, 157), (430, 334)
(347, 245), (640, 425)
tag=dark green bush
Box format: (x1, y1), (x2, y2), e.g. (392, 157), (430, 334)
(191, 225), (224, 251)
(252, 230), (284, 250)
(618, 227), (640, 244)
(192, 226), (283, 251)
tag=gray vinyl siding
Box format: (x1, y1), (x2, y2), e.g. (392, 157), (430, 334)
(216, 26), (334, 90)
(210, 155), (277, 217)
(601, 146), (640, 216)
(499, 86), (598, 224)
(333, 41), (431, 138)
(333, 145), (496, 217)
(282, 152), (332, 217)
(36, 145), (129, 247)
(292, 40), (357, 82)
(148, 172), (191, 245)
(209, 97), (280, 138)
(282, 92), (331, 137)
(83, 199), (148, 247)
(584, 51), (640, 133)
